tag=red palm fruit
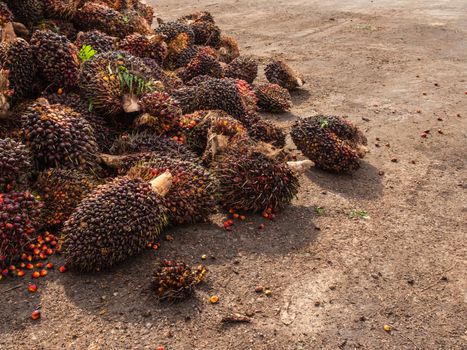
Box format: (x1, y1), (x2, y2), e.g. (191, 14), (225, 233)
(46, 249), (54, 256)
(20, 262), (26, 268)
(40, 269), (47, 277)
(35, 262), (43, 268)
(28, 284), (38, 293)
(31, 310), (41, 320)
(58, 266), (67, 273)
(26, 263), (34, 270)
(31, 271), (40, 278)
(17, 270), (25, 277)
(46, 263), (53, 269)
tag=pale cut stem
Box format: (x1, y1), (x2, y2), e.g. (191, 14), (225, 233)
(287, 160), (313, 175)
(123, 94), (141, 113)
(150, 171), (173, 197)
(356, 145), (369, 158)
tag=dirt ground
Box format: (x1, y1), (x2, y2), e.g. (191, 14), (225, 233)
(1, 0), (466, 349)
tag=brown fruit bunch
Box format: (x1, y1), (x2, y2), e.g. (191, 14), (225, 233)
(31, 30), (80, 88)
(153, 260), (207, 301)
(119, 33), (168, 65)
(224, 56), (258, 84)
(218, 35), (240, 63)
(35, 169), (101, 228)
(21, 99), (98, 169)
(136, 92), (183, 134)
(178, 11), (221, 48)
(265, 60), (305, 91)
(178, 47), (222, 83)
(254, 83), (292, 113)
(0, 138), (32, 192)
(0, 38), (36, 101)
(291, 115), (368, 172)
(61, 174), (171, 271)
(179, 110), (247, 155)
(128, 155), (218, 225)
(75, 30), (116, 54)
(209, 136), (299, 212)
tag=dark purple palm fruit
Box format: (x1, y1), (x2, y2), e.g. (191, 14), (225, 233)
(75, 30), (116, 54)
(254, 83), (292, 113)
(224, 56), (258, 84)
(291, 115), (368, 172)
(61, 172), (172, 271)
(21, 98), (99, 170)
(265, 60), (305, 91)
(30, 30), (80, 89)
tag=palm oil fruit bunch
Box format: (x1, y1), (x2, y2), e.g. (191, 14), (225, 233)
(6, 0), (44, 28)
(0, 138), (32, 192)
(0, 191), (42, 269)
(155, 21), (196, 69)
(79, 51), (155, 116)
(61, 173), (172, 271)
(254, 83), (292, 113)
(291, 115), (369, 172)
(179, 110), (247, 155)
(35, 169), (101, 228)
(30, 30), (80, 89)
(178, 11), (221, 48)
(218, 35), (240, 63)
(74, 2), (137, 38)
(21, 98), (98, 169)
(224, 56), (258, 84)
(135, 91), (183, 134)
(127, 156), (218, 225)
(109, 132), (198, 163)
(265, 60), (305, 91)
(0, 37), (36, 101)
(178, 47), (223, 83)
(118, 33), (168, 65)
(173, 78), (258, 120)
(75, 30), (116, 54)
(209, 135), (300, 212)
(33, 19), (79, 41)
(152, 260), (207, 301)
(242, 114), (286, 148)
(42, 0), (79, 20)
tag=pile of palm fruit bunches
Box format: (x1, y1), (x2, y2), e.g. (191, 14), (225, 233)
(0, 0), (368, 300)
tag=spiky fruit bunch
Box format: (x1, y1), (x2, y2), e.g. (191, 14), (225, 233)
(179, 47), (223, 83)
(119, 34), (168, 65)
(6, 0), (44, 27)
(128, 156), (218, 224)
(35, 169), (100, 228)
(136, 92), (182, 133)
(75, 30), (116, 54)
(265, 60), (305, 91)
(291, 116), (368, 172)
(179, 110), (247, 155)
(254, 83), (292, 113)
(110, 132), (198, 162)
(31, 30), (80, 88)
(42, 0), (79, 20)
(0, 38), (36, 101)
(34, 19), (78, 41)
(153, 260), (207, 301)
(61, 175), (170, 271)
(218, 35), (240, 63)
(156, 21), (195, 45)
(0, 138), (32, 192)
(224, 56), (258, 84)
(21, 99), (98, 169)
(178, 12), (221, 48)
(74, 2), (132, 38)
(79, 51), (155, 116)
(0, 191), (42, 269)
(210, 138), (299, 212)
(173, 78), (258, 120)
(0, 2), (13, 26)
(156, 21), (196, 69)
(45, 92), (114, 152)
(244, 115), (286, 148)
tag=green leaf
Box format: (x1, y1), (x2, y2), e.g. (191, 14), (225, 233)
(79, 45), (97, 63)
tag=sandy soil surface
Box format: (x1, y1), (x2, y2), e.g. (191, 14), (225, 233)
(1, 1), (466, 349)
